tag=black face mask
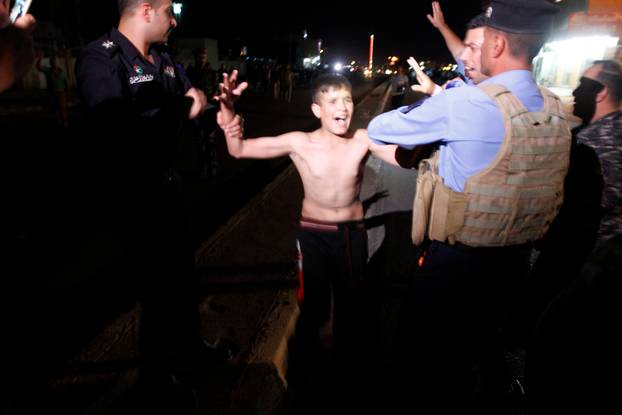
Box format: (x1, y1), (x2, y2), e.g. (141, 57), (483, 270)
(572, 77), (605, 124)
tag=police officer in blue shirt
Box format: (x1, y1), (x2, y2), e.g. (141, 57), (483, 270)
(75, 0), (215, 395)
(367, 0), (567, 411)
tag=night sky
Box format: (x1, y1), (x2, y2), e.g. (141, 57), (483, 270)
(178, 0), (489, 63)
(27, 0), (489, 64)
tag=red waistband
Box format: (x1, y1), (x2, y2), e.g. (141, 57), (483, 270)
(299, 217), (365, 232)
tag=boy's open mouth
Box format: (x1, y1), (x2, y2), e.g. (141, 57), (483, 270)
(334, 116), (348, 126)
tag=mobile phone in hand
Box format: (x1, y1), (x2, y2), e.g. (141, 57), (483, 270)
(10, 0), (33, 23)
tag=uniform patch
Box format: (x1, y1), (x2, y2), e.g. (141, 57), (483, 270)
(129, 74), (155, 85)
(164, 65), (176, 78)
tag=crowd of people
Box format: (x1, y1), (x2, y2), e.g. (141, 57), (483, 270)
(3, 0), (621, 413)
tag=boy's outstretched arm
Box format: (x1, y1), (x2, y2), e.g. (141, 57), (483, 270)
(357, 129), (430, 169)
(355, 129), (400, 167)
(218, 114), (300, 160)
(213, 69), (248, 124)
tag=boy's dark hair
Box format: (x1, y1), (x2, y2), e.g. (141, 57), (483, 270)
(593, 59), (622, 105)
(118, 0), (161, 16)
(312, 74), (352, 104)
(466, 13), (488, 30)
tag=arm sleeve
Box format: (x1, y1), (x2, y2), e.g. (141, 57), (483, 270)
(75, 49), (126, 111)
(367, 92), (451, 149)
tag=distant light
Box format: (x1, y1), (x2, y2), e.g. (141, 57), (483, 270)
(320, 49), (325, 54)
(369, 34), (375, 73)
(172, 2), (183, 16)
(303, 30), (308, 39)
(385, 69), (393, 75)
(334, 63), (343, 72)
(350, 60), (356, 66)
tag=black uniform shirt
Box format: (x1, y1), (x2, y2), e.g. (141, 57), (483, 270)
(76, 27), (192, 114)
(75, 28), (194, 190)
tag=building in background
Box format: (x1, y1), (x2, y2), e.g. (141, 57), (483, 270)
(533, 0), (621, 98)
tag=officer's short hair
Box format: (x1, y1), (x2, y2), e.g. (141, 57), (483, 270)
(312, 74), (352, 104)
(466, 13), (488, 31)
(118, 0), (162, 16)
(488, 27), (545, 62)
(593, 59), (622, 105)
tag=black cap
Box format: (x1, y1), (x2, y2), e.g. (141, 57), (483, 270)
(485, 0), (559, 34)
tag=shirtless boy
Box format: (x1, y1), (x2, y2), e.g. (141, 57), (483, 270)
(215, 72), (398, 359)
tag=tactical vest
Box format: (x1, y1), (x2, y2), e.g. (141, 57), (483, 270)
(412, 85), (571, 247)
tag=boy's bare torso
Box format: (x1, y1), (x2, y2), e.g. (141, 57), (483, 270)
(290, 129), (370, 223)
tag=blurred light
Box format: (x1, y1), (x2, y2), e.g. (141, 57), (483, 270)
(351, 60), (356, 65)
(320, 49), (325, 54)
(385, 69), (393, 75)
(545, 35), (619, 58)
(172, 2), (183, 16)
(334, 63), (343, 72)
(303, 30), (308, 39)
(369, 34), (375, 73)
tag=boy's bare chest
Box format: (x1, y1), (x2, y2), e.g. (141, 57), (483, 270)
(295, 142), (367, 180)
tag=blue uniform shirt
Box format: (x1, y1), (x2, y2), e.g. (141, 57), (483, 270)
(368, 70), (544, 192)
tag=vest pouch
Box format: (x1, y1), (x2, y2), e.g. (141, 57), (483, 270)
(411, 170), (435, 246)
(428, 182), (467, 244)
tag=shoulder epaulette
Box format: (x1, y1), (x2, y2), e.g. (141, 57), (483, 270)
(99, 39), (119, 57)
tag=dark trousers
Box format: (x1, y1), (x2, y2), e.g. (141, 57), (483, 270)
(392, 240), (531, 411)
(289, 219), (368, 413)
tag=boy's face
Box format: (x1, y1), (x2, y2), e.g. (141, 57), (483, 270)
(312, 86), (354, 136)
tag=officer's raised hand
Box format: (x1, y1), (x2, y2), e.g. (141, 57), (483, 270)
(185, 86), (207, 120)
(408, 57), (440, 96)
(213, 69), (248, 124)
(426, 1), (447, 30)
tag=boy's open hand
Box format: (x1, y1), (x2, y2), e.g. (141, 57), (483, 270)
(213, 69), (248, 123)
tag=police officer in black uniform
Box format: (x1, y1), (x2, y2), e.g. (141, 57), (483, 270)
(75, 0), (213, 392)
